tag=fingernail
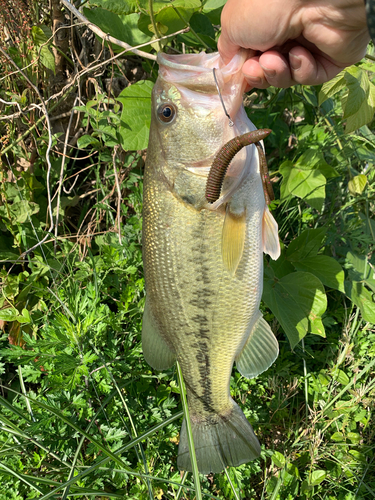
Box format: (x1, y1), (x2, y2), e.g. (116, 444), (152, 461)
(245, 76), (262, 86)
(260, 65), (276, 78)
(290, 53), (301, 71)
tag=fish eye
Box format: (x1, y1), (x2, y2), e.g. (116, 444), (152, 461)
(157, 103), (177, 124)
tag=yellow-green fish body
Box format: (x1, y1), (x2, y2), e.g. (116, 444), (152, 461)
(142, 51), (280, 474)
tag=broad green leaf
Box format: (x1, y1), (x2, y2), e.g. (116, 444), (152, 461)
(302, 86), (318, 107)
(138, 13), (154, 35)
(83, 8), (151, 49)
(3, 275), (19, 299)
(349, 450), (366, 461)
(190, 12), (215, 38)
(87, 0), (138, 14)
(32, 26), (55, 72)
(348, 174), (367, 195)
(286, 463), (300, 478)
(138, 0), (200, 15)
(263, 271), (327, 348)
(278, 160), (293, 198)
(178, 12), (216, 48)
(315, 161), (339, 179)
(21, 309), (31, 322)
(117, 80), (153, 150)
(346, 251), (375, 292)
(292, 255), (345, 293)
(301, 480), (313, 493)
(265, 249), (295, 279)
(31, 26), (48, 45)
(155, 6), (196, 35)
(280, 161), (326, 211)
(38, 25), (53, 41)
(286, 228), (326, 262)
(359, 212), (375, 242)
(178, 32), (216, 50)
(318, 71), (346, 105)
(295, 149), (338, 178)
(271, 451), (286, 468)
(310, 470), (326, 485)
(202, 4), (223, 23)
(40, 46), (55, 72)
(309, 317), (325, 338)
(345, 280), (375, 323)
(331, 432), (344, 441)
(202, 0), (226, 10)
(0, 252), (20, 261)
(148, 21), (168, 35)
(0, 308), (19, 322)
(169, 0), (201, 9)
(345, 96), (375, 133)
(343, 68), (375, 133)
(333, 368), (350, 385)
(347, 432), (361, 444)
(77, 135), (101, 149)
(0, 200), (40, 224)
(343, 67), (368, 118)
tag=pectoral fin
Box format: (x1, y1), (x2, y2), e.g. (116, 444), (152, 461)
(262, 206), (280, 260)
(142, 299), (176, 370)
(236, 313), (279, 379)
(222, 206), (246, 274)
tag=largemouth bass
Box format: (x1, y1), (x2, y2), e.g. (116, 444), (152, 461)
(142, 50), (281, 474)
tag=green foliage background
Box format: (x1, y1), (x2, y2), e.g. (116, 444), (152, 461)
(0, 0), (374, 498)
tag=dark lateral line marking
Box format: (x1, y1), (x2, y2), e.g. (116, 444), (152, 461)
(205, 129), (272, 204)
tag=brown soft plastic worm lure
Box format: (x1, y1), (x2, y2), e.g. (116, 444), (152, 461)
(205, 129), (274, 204)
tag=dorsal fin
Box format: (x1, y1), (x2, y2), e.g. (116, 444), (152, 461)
(222, 206), (246, 274)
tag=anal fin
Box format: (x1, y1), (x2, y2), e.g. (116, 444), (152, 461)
(142, 299), (176, 371)
(222, 206), (246, 274)
(236, 313), (279, 379)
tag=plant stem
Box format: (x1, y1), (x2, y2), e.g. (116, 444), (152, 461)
(148, 0), (161, 52)
(176, 361), (202, 500)
(301, 338), (309, 422)
(224, 468), (241, 500)
(172, 7), (211, 51)
(18, 366), (35, 422)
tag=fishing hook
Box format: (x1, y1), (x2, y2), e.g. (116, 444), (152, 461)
(213, 68), (234, 127)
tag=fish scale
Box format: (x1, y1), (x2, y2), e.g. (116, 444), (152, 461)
(142, 50), (281, 474)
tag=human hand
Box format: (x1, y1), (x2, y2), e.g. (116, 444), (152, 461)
(218, 0), (370, 88)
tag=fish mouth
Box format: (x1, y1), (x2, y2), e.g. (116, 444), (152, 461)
(157, 50), (249, 96)
(185, 157), (215, 177)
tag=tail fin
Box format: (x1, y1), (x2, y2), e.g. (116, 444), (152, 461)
(177, 400), (261, 474)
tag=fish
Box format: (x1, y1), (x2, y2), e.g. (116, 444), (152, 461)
(142, 50), (281, 474)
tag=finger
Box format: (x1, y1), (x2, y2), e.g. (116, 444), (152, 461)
(241, 57), (271, 89)
(217, 33), (241, 65)
(288, 46), (346, 85)
(258, 52), (294, 88)
(242, 52), (294, 89)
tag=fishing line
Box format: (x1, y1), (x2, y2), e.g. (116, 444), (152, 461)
(213, 68), (234, 127)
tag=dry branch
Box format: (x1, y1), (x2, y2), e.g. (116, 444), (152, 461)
(60, 0), (157, 61)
